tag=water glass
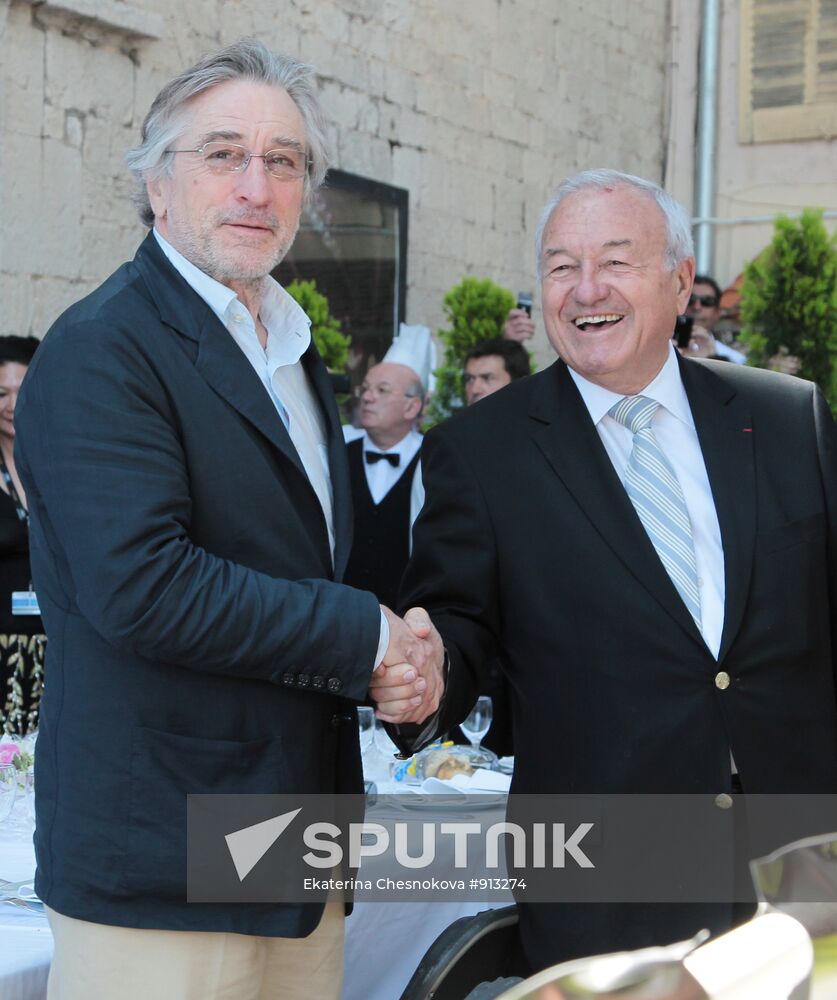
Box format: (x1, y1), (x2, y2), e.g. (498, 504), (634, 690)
(0, 763), (16, 823)
(357, 706), (375, 754)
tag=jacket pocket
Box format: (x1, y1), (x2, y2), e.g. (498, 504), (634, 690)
(121, 726), (285, 898)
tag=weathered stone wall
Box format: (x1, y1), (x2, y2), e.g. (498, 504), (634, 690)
(1, 0), (670, 364)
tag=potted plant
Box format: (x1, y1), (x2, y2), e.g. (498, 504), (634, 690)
(425, 277), (516, 427)
(739, 209), (837, 410)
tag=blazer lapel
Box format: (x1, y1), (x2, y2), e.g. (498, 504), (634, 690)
(301, 347), (354, 581)
(133, 234), (334, 563)
(528, 361), (707, 646)
(680, 358), (756, 660)
(192, 315), (308, 474)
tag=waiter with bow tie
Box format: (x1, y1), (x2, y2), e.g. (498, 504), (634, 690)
(343, 329), (432, 608)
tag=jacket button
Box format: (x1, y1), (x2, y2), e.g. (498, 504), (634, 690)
(329, 714), (341, 731)
(297, 673), (310, 688)
(715, 793), (733, 809)
(715, 671), (730, 690)
(327, 677), (342, 693)
(282, 673), (295, 686)
(312, 676), (325, 690)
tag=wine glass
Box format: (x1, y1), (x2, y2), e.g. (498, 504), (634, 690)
(357, 706), (375, 755)
(374, 716), (397, 756)
(0, 763), (16, 824)
(459, 695), (493, 750)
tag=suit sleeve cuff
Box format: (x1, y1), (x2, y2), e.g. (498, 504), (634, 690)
(374, 610), (389, 670)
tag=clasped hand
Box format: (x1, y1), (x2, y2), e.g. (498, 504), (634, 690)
(369, 606), (445, 725)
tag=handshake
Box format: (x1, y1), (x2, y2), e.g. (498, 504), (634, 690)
(369, 606), (446, 726)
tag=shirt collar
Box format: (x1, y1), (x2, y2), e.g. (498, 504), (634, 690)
(567, 345), (695, 429)
(260, 280), (312, 369)
(153, 228), (312, 365)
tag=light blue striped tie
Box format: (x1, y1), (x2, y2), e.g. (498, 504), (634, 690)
(609, 396), (702, 627)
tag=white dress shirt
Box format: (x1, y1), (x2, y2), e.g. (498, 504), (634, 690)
(568, 346), (725, 659)
(153, 229), (389, 662)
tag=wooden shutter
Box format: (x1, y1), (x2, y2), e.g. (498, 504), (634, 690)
(740, 0), (837, 141)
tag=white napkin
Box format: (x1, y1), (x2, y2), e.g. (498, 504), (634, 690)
(452, 769), (511, 792)
(419, 770), (511, 795)
(419, 777), (468, 798)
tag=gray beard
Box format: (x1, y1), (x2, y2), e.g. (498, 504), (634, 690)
(165, 211), (299, 290)
(190, 232), (295, 288)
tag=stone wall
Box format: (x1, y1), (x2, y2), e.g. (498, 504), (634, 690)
(1, 0), (670, 365)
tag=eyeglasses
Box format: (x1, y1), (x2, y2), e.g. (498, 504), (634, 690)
(165, 141), (310, 180)
(354, 383), (420, 400)
(689, 293), (719, 308)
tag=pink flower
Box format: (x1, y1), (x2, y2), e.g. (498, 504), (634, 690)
(0, 743), (19, 766)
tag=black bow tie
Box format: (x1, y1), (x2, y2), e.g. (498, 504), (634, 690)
(366, 451), (400, 467)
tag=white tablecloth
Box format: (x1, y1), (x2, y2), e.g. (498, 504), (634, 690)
(341, 760), (508, 1000)
(0, 805), (50, 1000)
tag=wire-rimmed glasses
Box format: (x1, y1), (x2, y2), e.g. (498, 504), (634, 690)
(165, 141), (310, 180)
(353, 382), (421, 401)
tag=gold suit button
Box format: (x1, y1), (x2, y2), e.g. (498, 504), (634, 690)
(715, 793), (734, 809)
(715, 671), (730, 690)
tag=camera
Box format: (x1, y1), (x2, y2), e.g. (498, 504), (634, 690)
(674, 314), (693, 350)
(517, 292), (533, 316)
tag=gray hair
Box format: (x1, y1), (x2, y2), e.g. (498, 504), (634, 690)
(406, 376), (426, 402)
(534, 169), (694, 276)
(125, 38), (332, 227)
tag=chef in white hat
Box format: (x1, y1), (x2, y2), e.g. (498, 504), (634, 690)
(341, 325), (434, 607)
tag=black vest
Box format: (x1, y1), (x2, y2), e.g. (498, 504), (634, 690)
(343, 438), (421, 608)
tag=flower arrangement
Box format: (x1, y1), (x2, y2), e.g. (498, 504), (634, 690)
(0, 741), (33, 773)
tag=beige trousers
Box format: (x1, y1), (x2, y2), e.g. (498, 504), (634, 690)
(45, 902), (344, 1000)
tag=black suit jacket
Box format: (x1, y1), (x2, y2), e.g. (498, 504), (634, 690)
(400, 356), (837, 966)
(15, 233), (381, 935)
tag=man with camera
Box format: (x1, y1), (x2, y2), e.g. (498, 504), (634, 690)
(677, 274), (745, 362)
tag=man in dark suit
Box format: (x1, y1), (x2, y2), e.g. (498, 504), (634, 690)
(15, 39), (441, 1000)
(398, 169), (837, 973)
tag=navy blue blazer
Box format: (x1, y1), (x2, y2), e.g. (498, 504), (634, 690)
(15, 233), (381, 935)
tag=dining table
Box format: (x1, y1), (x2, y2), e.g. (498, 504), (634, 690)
(0, 743), (511, 1000)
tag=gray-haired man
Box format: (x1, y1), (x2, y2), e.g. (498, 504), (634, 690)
(16, 39), (443, 999)
(400, 168), (837, 971)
